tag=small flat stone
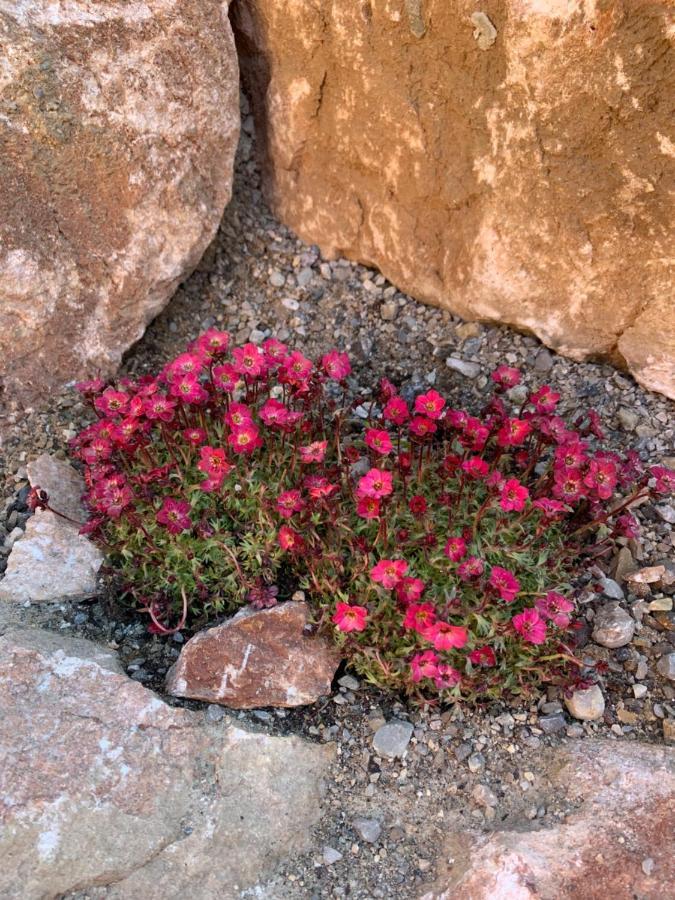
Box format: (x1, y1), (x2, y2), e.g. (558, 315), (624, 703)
(592, 603), (635, 648)
(338, 674), (360, 691)
(26, 453), (87, 522)
(538, 713), (567, 734)
(352, 817), (382, 843)
(269, 270), (285, 287)
(565, 684), (605, 721)
(323, 846), (343, 865)
(599, 578), (625, 600)
(445, 357), (481, 379)
(617, 408), (639, 431)
(656, 653), (675, 681)
(468, 752), (486, 773)
(372, 719), (413, 759)
(472, 784), (498, 808)
(166, 602), (340, 708)
(632, 684), (648, 699)
(627, 566), (666, 586)
(649, 597), (673, 612)
(654, 504), (675, 525)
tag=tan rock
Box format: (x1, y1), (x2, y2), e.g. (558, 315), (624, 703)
(166, 601), (341, 708)
(422, 740), (675, 900)
(26, 453), (86, 522)
(0, 628), (334, 899)
(235, 1), (675, 398)
(1, 1), (239, 403)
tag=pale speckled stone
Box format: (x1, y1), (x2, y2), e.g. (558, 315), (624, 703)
(564, 684), (605, 721)
(26, 454), (86, 522)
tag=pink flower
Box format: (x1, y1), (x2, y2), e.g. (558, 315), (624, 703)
(277, 489), (305, 519)
(169, 373), (208, 405)
(408, 495), (427, 515)
(469, 646), (497, 667)
(278, 525), (305, 553)
(94, 389), (129, 417)
(196, 328), (230, 357)
(304, 475), (338, 500)
(512, 608), (547, 644)
(584, 458), (618, 500)
(427, 622), (468, 651)
(395, 577), (426, 604)
(371, 558), (408, 589)
(165, 352), (205, 382)
(224, 402), (253, 428)
(156, 498), (192, 535)
(535, 591), (574, 628)
(489, 566), (520, 603)
(228, 422), (262, 455)
(142, 394), (176, 422)
(383, 396), (410, 426)
(281, 350), (313, 385)
(457, 556), (484, 581)
(409, 416), (437, 438)
(262, 337), (288, 363)
(552, 468), (586, 503)
(533, 498), (568, 519)
(500, 479), (529, 512)
(259, 398), (290, 427)
(444, 536), (467, 562)
(299, 440), (328, 463)
(410, 650), (440, 682)
(403, 602), (436, 633)
(182, 427), (206, 446)
(321, 350), (351, 380)
(530, 385), (560, 413)
(491, 365), (521, 389)
(650, 465), (675, 495)
(460, 417), (490, 452)
(332, 602), (368, 632)
(496, 418), (532, 447)
(231, 343), (265, 377)
(198, 446), (232, 479)
(356, 496), (381, 519)
(461, 456), (489, 479)
(358, 468), (393, 499)
(212, 363), (239, 392)
(414, 389), (446, 420)
(365, 428), (393, 456)
(75, 378), (106, 396)
(434, 664), (462, 690)
(555, 440), (588, 471)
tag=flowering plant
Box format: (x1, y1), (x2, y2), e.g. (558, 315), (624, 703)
(69, 333), (673, 701)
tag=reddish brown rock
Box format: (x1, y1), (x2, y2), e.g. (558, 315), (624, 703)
(421, 740), (675, 900)
(0, 627), (334, 898)
(235, 1), (675, 398)
(1, 1), (239, 403)
(166, 601), (341, 708)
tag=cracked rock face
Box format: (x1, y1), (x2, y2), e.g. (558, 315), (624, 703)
(0, 628), (334, 900)
(0, 0), (239, 403)
(166, 601), (341, 708)
(422, 740), (675, 899)
(235, 1), (674, 398)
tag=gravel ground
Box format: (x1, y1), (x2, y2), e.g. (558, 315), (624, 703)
(2, 103), (675, 898)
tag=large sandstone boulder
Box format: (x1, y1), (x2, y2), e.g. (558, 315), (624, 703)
(234, 1), (675, 398)
(0, 628), (334, 899)
(0, 1), (239, 403)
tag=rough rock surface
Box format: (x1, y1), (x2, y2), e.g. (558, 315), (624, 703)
(423, 740), (675, 900)
(26, 453), (86, 522)
(235, 1), (675, 397)
(166, 601), (341, 708)
(0, 0), (239, 402)
(0, 628), (334, 899)
(0, 510), (102, 603)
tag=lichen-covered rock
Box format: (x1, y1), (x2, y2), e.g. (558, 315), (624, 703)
(0, 1), (239, 402)
(422, 740), (675, 899)
(0, 628), (334, 899)
(166, 601), (341, 708)
(235, 1), (675, 397)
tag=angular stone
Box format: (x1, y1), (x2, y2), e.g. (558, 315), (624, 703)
(372, 719), (414, 759)
(565, 684), (605, 721)
(352, 817), (382, 843)
(626, 565), (667, 586)
(234, 2), (675, 398)
(0, 628), (334, 899)
(1, 1), (239, 403)
(0, 511), (102, 603)
(423, 741), (675, 899)
(26, 454), (86, 522)
(165, 602), (341, 708)
(657, 653), (675, 682)
(592, 603), (635, 648)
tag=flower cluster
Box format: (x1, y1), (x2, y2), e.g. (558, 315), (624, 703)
(71, 334), (673, 700)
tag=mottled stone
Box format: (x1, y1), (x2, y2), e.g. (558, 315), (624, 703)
(1, 1), (239, 402)
(0, 511), (102, 603)
(165, 602), (341, 708)
(657, 652), (675, 682)
(423, 741), (675, 899)
(592, 603), (635, 648)
(234, 1), (675, 398)
(352, 817), (382, 843)
(0, 628), (334, 899)
(565, 684), (606, 721)
(372, 719), (414, 759)
(26, 454), (86, 522)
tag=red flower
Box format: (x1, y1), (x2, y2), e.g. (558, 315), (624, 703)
(332, 602), (368, 632)
(414, 389), (446, 420)
(434, 664), (462, 690)
(535, 591), (574, 628)
(403, 602), (436, 633)
(299, 440), (328, 463)
(408, 495), (427, 515)
(409, 416), (437, 438)
(460, 417), (490, 452)
(496, 418), (532, 447)
(259, 398), (291, 428)
(555, 440), (588, 471)
(552, 468), (585, 503)
(228, 422), (262, 455)
(365, 428), (393, 456)
(321, 350), (351, 380)
(231, 343), (265, 377)
(461, 456), (489, 479)
(278, 525), (305, 553)
(457, 556), (484, 581)
(426, 621), (468, 650)
(165, 352), (205, 382)
(500, 478), (529, 512)
(444, 536), (467, 562)
(512, 608), (547, 644)
(263, 337), (288, 363)
(356, 496), (381, 519)
(395, 576), (425, 604)
(94, 389), (129, 417)
(383, 396), (410, 426)
(182, 427), (207, 446)
(358, 468), (393, 499)
(650, 465), (675, 495)
(144, 394), (176, 422)
(277, 489), (305, 519)
(196, 328), (230, 356)
(305, 475), (338, 500)
(530, 385), (560, 413)
(169, 373), (208, 405)
(371, 558), (408, 589)
(491, 365), (521, 389)
(281, 350), (313, 385)
(410, 650), (440, 682)
(489, 566), (520, 602)
(198, 446), (232, 479)
(469, 646), (496, 667)
(156, 498), (192, 535)
(212, 363), (239, 392)
(584, 458), (618, 500)
(533, 498), (568, 519)
(224, 402), (253, 428)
